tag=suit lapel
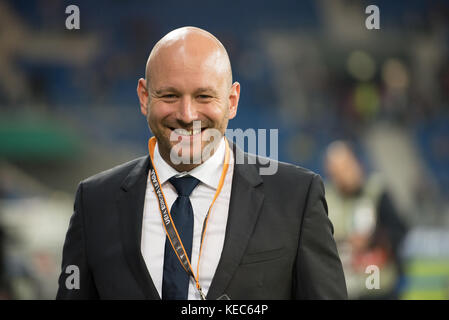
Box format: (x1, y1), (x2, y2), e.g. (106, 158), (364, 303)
(116, 156), (160, 299)
(207, 142), (264, 300)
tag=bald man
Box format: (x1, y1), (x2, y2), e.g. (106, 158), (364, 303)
(57, 27), (347, 300)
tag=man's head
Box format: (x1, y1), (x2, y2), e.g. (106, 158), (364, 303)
(325, 141), (364, 196)
(137, 26), (240, 171)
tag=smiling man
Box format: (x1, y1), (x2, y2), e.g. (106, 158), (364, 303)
(57, 27), (347, 300)
(137, 27), (238, 171)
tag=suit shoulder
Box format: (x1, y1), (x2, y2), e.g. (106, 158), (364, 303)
(249, 152), (319, 180)
(81, 156), (148, 188)
(271, 160), (320, 191)
(276, 160), (318, 179)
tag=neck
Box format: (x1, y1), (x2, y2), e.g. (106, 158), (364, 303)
(160, 151), (203, 172)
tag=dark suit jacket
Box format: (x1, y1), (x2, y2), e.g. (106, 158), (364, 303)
(56, 142), (347, 299)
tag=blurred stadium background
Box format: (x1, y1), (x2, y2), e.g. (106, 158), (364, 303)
(0, 0), (448, 299)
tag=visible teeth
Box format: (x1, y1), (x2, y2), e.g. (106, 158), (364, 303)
(174, 128), (202, 136)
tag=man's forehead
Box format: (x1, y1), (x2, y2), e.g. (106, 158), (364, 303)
(150, 68), (225, 92)
(149, 42), (226, 74)
(148, 51), (229, 91)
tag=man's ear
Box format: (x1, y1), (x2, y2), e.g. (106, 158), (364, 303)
(228, 81), (240, 120)
(137, 78), (149, 116)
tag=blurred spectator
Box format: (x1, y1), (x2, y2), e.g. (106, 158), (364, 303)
(324, 140), (408, 299)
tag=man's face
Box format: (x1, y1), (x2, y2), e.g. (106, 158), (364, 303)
(137, 39), (239, 169)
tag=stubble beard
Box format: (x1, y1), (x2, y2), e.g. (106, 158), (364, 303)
(147, 113), (228, 172)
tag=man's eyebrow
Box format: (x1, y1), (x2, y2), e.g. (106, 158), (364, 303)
(154, 87), (180, 95)
(194, 87), (219, 95)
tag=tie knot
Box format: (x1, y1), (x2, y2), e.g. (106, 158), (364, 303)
(169, 176), (200, 197)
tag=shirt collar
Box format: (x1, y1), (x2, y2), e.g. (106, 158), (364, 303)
(153, 137), (226, 190)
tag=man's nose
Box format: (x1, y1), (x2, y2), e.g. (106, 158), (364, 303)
(176, 96), (197, 124)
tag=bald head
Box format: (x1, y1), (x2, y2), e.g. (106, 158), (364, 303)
(145, 26), (232, 90)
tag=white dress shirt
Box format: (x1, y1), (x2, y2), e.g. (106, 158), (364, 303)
(141, 137), (234, 300)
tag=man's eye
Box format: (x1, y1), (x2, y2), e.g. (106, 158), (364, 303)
(163, 94), (177, 98)
(198, 95), (212, 99)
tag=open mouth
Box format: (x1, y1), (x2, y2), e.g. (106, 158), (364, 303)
(169, 127), (207, 136)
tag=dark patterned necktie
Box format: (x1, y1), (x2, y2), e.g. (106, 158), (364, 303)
(162, 175), (200, 300)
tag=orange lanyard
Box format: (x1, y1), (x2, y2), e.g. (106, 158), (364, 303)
(147, 136), (230, 300)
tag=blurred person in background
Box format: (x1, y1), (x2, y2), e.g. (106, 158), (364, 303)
(324, 141), (408, 299)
